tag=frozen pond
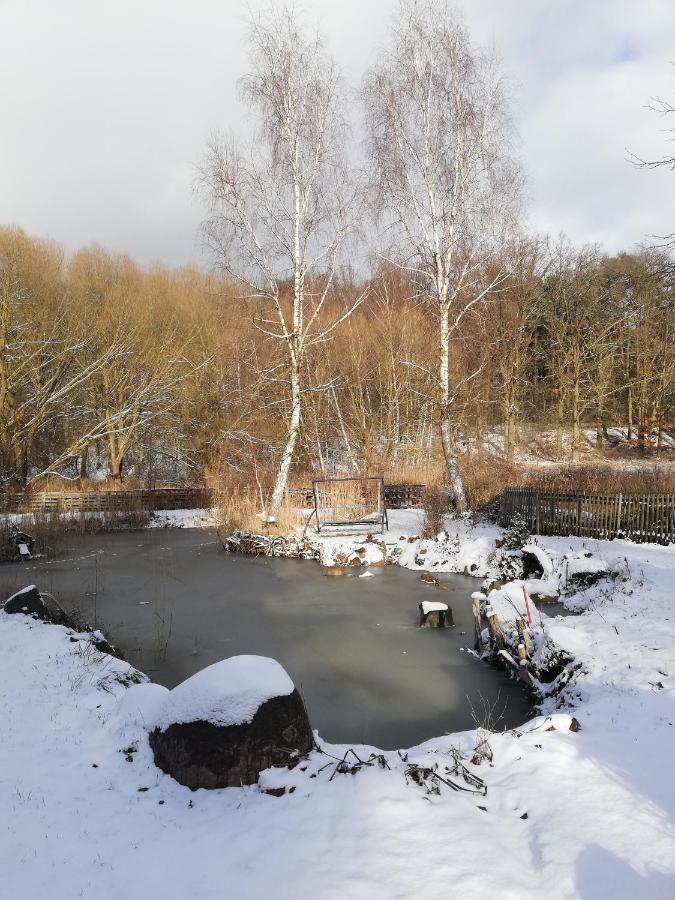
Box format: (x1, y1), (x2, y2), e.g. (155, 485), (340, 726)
(4, 529), (530, 748)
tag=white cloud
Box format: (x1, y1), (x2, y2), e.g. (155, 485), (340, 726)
(0, 0), (673, 264)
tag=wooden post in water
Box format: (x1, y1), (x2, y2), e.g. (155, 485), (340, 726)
(485, 605), (504, 651)
(516, 616), (531, 655)
(471, 592), (485, 652)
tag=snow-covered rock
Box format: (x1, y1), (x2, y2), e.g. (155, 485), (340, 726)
(150, 656), (313, 790)
(153, 656), (295, 731)
(4, 584), (68, 624)
(563, 551), (609, 585)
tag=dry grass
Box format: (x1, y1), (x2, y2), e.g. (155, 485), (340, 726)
(374, 454), (446, 487)
(421, 485), (451, 538)
(458, 454), (524, 510)
(214, 481), (302, 536)
(312, 478), (382, 523)
(24, 476), (148, 493)
(0, 506), (151, 559)
(523, 463), (675, 495)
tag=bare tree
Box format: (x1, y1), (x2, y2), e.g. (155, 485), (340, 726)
(198, 4), (366, 512)
(631, 91), (675, 250)
(364, 0), (522, 510)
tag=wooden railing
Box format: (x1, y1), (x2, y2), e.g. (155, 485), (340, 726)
(2, 487), (212, 514)
(383, 483), (425, 509)
(286, 483), (425, 509)
(498, 486), (674, 543)
(4, 482), (428, 516)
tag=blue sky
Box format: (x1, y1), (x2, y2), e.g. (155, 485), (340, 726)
(1, 0), (674, 266)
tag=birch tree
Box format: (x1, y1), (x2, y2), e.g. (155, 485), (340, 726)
(198, 4), (365, 512)
(364, 0), (521, 510)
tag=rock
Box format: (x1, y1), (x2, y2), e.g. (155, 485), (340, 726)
(89, 629), (123, 658)
(564, 553), (609, 587)
(4, 585), (68, 625)
(149, 656), (313, 790)
(323, 566), (346, 577)
(527, 584), (559, 604)
(420, 573), (439, 585)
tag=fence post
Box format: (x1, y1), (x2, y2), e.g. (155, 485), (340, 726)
(617, 492), (622, 533)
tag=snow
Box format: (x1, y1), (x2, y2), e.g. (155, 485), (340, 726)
(522, 542), (555, 576)
(420, 600), (449, 614)
(565, 552), (608, 578)
(153, 656), (295, 730)
(1, 526), (675, 897)
(149, 507), (215, 528)
(6, 584), (37, 602)
(311, 509), (500, 575)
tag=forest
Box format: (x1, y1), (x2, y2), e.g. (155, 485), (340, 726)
(1, 227), (671, 497)
(1, 3), (673, 511)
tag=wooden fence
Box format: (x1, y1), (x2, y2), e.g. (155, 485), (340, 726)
(2, 487), (212, 514)
(498, 486), (674, 543)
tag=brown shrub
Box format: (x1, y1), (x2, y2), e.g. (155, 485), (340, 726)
(421, 484), (451, 538)
(213, 480), (302, 536)
(522, 463), (675, 495)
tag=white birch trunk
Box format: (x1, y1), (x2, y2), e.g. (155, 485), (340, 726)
(439, 300), (467, 512)
(270, 361), (301, 512)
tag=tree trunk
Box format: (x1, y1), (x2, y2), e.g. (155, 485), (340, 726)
(270, 363), (301, 513)
(439, 303), (466, 513)
(79, 445), (89, 479)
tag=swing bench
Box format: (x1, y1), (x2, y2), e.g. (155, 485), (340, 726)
(311, 476), (388, 534)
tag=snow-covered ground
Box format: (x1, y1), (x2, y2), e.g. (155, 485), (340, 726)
(149, 507), (216, 528)
(1, 515), (675, 898)
(468, 424), (675, 463)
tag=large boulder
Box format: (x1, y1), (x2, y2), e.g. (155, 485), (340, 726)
(149, 656), (313, 790)
(4, 585), (68, 625)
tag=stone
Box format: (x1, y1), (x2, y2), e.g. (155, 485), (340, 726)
(4, 585), (68, 625)
(149, 656), (313, 790)
(528, 585), (559, 604)
(150, 689), (313, 790)
(420, 573), (439, 585)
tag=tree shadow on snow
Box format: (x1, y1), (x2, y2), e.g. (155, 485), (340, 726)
(576, 844), (675, 899)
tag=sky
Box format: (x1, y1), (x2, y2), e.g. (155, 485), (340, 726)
(1, 0), (675, 268)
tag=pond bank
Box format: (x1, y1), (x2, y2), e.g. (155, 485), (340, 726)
(2, 530), (674, 897)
